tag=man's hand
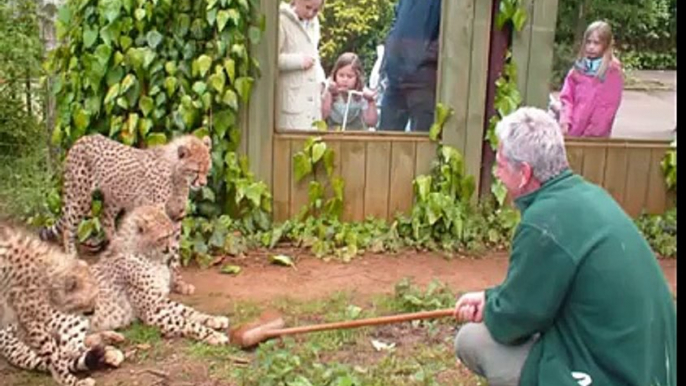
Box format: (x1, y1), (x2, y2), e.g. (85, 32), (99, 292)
(453, 291), (486, 323)
(362, 88), (377, 101)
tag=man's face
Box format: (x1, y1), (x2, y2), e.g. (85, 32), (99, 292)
(495, 145), (527, 199)
(292, 0), (322, 21)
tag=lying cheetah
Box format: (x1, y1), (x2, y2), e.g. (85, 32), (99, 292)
(0, 206), (229, 380)
(40, 133), (211, 295)
(0, 222), (119, 386)
(87, 204), (230, 345)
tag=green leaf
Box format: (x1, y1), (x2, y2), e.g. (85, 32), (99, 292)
(146, 132), (167, 146)
(83, 26), (99, 48)
(51, 125), (63, 146)
(244, 183), (264, 207)
(227, 9), (241, 26)
(164, 77), (178, 96)
(119, 35), (132, 50)
(324, 148), (334, 177)
(308, 181), (324, 206)
(311, 120), (327, 131)
(134, 8), (146, 20)
(414, 175), (432, 202)
(139, 96), (154, 117)
(192, 81), (207, 95)
(206, 8), (217, 26)
(221, 90), (238, 110)
(165, 61), (177, 75)
(206, 0), (218, 10)
(512, 8), (527, 32)
(196, 55), (212, 77)
(127, 113), (140, 135)
(121, 73), (137, 93)
(220, 264), (242, 275)
(101, 0), (122, 23)
(213, 109), (235, 138)
(146, 30), (164, 49)
(235, 77), (253, 103)
(293, 153), (313, 182)
(429, 123), (442, 141)
(95, 44), (112, 66)
(217, 10), (230, 32)
(209, 73), (225, 93)
(311, 142), (326, 164)
(73, 108), (90, 131)
(269, 254), (295, 268)
(223, 59), (235, 82)
(138, 118), (153, 137)
(104, 83), (121, 105)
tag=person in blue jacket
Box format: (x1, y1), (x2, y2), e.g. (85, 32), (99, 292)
(378, 0), (441, 132)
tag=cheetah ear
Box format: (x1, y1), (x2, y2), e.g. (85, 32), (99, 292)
(202, 135), (212, 149)
(177, 145), (189, 159)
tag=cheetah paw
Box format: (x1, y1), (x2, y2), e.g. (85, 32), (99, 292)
(75, 377), (96, 386)
(85, 331), (126, 347)
(103, 346), (125, 367)
(205, 316), (230, 330)
(174, 282), (196, 296)
(205, 332), (230, 346)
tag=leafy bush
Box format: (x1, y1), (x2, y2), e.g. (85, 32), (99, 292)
(635, 208), (676, 258)
(46, 0), (272, 259)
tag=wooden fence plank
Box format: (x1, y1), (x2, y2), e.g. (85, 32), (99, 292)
(415, 141), (436, 178)
(623, 148), (652, 217)
(388, 142), (417, 218)
(272, 137), (291, 221)
(566, 145), (585, 174)
(581, 145), (607, 186)
(364, 142), (392, 220)
(340, 141), (367, 221)
(602, 146), (629, 206)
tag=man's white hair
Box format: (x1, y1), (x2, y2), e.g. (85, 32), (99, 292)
(495, 107), (569, 183)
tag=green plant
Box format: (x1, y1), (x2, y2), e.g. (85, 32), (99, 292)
(635, 208), (676, 258)
(661, 140), (676, 191)
(46, 0), (272, 262)
(293, 136), (344, 220)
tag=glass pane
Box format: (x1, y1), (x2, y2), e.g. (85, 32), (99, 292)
(276, 0), (442, 134)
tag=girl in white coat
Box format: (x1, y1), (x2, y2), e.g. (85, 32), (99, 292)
(278, 0), (326, 130)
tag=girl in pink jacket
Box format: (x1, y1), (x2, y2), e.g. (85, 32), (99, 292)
(558, 21), (624, 138)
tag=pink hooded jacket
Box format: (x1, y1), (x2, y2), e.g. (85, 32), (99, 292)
(559, 59), (624, 137)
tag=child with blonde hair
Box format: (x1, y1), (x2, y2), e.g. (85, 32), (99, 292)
(278, 0), (326, 130)
(556, 21), (624, 137)
(322, 52), (378, 131)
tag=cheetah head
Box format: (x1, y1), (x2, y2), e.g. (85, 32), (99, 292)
(175, 135), (212, 191)
(48, 258), (99, 316)
(114, 204), (176, 260)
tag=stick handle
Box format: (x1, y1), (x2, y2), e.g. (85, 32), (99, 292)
(265, 308), (454, 339)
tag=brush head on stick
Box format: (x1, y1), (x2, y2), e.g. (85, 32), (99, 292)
(230, 309), (286, 349)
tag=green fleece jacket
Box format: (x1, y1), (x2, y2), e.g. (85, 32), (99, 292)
(485, 169), (676, 386)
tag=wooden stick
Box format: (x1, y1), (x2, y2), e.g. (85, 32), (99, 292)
(263, 308), (454, 340)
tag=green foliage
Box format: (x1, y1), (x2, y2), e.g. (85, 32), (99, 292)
(390, 278), (455, 313)
(0, 0), (44, 151)
(661, 140), (676, 191)
(293, 136), (344, 220)
(319, 0), (398, 74)
(635, 208), (676, 258)
(47, 0), (271, 261)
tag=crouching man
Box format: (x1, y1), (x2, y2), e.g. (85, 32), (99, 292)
(453, 107), (676, 386)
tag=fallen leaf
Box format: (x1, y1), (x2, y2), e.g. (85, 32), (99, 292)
(220, 264), (242, 275)
(370, 339), (396, 352)
(269, 254), (295, 268)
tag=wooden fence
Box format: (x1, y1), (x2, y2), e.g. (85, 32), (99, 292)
(273, 136), (674, 222)
(566, 137), (675, 217)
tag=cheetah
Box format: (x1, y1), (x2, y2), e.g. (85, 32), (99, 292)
(0, 206), (228, 380)
(40, 133), (212, 296)
(0, 222), (121, 386)
(87, 204), (230, 345)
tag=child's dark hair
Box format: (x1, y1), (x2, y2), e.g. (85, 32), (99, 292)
(331, 52), (365, 92)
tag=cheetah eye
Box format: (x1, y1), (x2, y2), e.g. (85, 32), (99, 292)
(137, 225), (146, 234)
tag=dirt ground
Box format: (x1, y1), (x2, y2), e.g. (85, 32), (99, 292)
(0, 250), (676, 386)
(181, 249), (676, 312)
